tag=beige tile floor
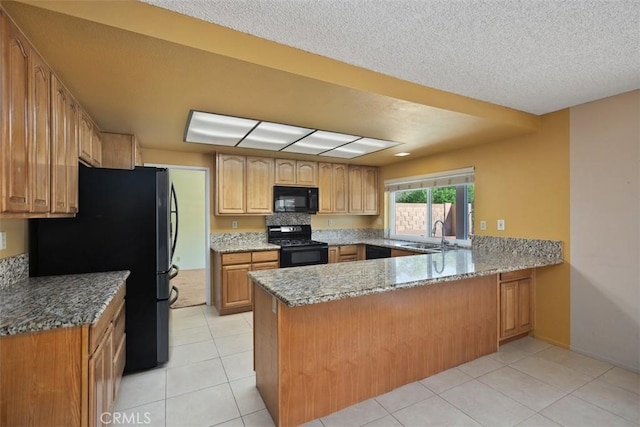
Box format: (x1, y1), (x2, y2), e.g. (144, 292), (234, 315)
(112, 305), (640, 427)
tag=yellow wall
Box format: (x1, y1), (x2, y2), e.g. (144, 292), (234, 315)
(381, 110), (571, 347)
(0, 219), (28, 259)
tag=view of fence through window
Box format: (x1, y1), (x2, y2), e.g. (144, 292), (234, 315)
(392, 184), (474, 241)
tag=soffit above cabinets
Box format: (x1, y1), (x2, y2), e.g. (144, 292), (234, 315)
(185, 111), (401, 159)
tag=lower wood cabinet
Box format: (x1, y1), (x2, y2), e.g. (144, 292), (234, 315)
(0, 283), (126, 427)
(213, 250), (279, 315)
(391, 249), (415, 257)
(499, 269), (534, 341)
(328, 245), (364, 263)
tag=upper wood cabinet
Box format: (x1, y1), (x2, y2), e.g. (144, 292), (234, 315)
(90, 128), (102, 167)
(216, 154), (246, 214)
(100, 132), (143, 170)
(50, 74), (79, 214)
(216, 154), (274, 215)
(318, 162), (348, 214)
(246, 156), (274, 214)
(79, 109), (102, 168)
(348, 166), (379, 215)
(1, 13), (55, 215)
(275, 159), (318, 186)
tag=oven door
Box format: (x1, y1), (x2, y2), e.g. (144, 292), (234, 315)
(280, 245), (329, 268)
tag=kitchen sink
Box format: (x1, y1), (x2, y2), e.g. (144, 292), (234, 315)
(399, 242), (460, 252)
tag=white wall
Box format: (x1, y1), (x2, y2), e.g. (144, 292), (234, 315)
(170, 169), (206, 270)
(570, 90), (640, 371)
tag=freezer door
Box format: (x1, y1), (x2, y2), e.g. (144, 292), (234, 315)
(157, 299), (169, 364)
(157, 272), (171, 300)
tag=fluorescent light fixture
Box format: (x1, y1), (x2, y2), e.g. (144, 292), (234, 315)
(283, 131), (359, 155)
(238, 122), (313, 150)
(394, 152), (412, 157)
(184, 110), (405, 158)
(185, 111), (258, 146)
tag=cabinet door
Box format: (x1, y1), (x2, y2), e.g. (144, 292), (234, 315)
(246, 156), (274, 214)
(1, 17), (31, 212)
(333, 164), (349, 214)
(296, 161), (318, 186)
(318, 162), (333, 213)
(51, 75), (69, 213)
(91, 128), (102, 167)
(275, 158), (296, 185)
(348, 166), (363, 213)
(66, 100), (79, 213)
(89, 326), (113, 427)
(363, 167), (378, 214)
(29, 52), (51, 213)
(78, 110), (93, 164)
(500, 281), (519, 339)
(217, 154), (246, 214)
(328, 247), (338, 263)
(221, 264), (252, 309)
(517, 278), (533, 332)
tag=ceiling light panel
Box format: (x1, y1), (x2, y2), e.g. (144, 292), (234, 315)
(283, 131), (360, 155)
(321, 138), (401, 158)
(185, 111), (258, 145)
(237, 122), (313, 150)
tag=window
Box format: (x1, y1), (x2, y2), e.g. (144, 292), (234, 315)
(386, 168), (474, 244)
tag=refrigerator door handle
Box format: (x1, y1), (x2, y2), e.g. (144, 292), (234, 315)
(169, 264), (179, 280)
(169, 286), (179, 306)
(170, 184), (179, 263)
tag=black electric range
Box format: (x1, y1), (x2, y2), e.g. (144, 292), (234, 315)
(267, 225), (328, 268)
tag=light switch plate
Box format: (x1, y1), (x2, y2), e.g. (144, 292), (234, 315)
(0, 231), (6, 250)
(480, 221), (487, 231)
(497, 219), (505, 231)
(231, 220), (238, 229)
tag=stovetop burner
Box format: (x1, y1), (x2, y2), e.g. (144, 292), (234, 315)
(266, 224), (327, 247)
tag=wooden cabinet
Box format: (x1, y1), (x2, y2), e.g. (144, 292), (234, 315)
(275, 159), (317, 186)
(214, 250), (279, 315)
(78, 108), (102, 167)
(51, 75), (79, 214)
(0, 13), (52, 214)
(499, 269), (534, 341)
(100, 132), (143, 170)
(246, 156), (274, 214)
(216, 154), (274, 215)
(348, 166), (379, 214)
(391, 249), (415, 257)
(0, 283), (126, 427)
(91, 129), (102, 167)
(216, 154), (246, 214)
(318, 162), (348, 214)
(328, 245), (364, 263)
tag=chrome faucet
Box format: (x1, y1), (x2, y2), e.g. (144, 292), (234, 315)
(432, 220), (447, 247)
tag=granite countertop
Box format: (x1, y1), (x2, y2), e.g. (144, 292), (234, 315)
(0, 271), (130, 336)
(210, 242), (280, 253)
(249, 249), (562, 307)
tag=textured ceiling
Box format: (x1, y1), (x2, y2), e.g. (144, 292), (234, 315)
(142, 0), (640, 115)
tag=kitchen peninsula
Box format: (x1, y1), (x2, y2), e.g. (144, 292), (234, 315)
(249, 243), (562, 427)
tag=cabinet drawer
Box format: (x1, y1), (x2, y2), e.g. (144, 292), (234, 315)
(252, 250), (279, 263)
(339, 255), (358, 263)
(89, 284), (125, 354)
(338, 245), (358, 255)
(252, 260), (279, 271)
(222, 252), (252, 265)
(500, 269), (533, 282)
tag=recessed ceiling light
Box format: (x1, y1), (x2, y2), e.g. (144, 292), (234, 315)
(238, 122), (313, 150)
(283, 131), (359, 155)
(394, 152), (412, 157)
(185, 111), (258, 146)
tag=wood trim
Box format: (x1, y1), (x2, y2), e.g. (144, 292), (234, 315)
(255, 275), (498, 426)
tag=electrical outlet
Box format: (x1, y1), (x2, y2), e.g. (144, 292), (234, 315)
(0, 232), (6, 250)
(231, 220), (238, 229)
(328, 219), (334, 227)
(480, 221), (487, 231)
(497, 219), (505, 231)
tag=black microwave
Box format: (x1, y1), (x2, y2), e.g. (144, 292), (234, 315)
(273, 186), (319, 213)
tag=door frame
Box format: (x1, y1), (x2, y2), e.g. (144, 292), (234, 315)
(145, 163), (211, 306)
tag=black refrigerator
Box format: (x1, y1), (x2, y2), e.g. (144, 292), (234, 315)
(29, 164), (179, 373)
